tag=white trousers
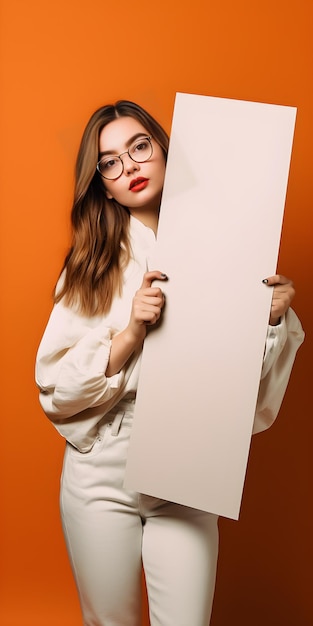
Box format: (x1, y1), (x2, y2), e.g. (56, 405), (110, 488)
(60, 398), (219, 626)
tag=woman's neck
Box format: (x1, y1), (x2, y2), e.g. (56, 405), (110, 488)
(129, 206), (159, 236)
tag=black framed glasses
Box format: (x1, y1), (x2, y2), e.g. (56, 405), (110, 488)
(96, 136), (153, 180)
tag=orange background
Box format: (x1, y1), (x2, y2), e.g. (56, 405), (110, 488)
(0, 1), (312, 624)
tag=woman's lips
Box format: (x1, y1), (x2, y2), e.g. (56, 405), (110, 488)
(129, 177), (149, 192)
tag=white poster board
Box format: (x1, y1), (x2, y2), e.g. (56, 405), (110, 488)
(124, 93), (296, 519)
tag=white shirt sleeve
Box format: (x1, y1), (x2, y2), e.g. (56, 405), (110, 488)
(252, 307), (305, 434)
(35, 301), (128, 420)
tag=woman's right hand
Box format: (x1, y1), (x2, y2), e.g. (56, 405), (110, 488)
(128, 270), (167, 342)
(105, 271), (167, 377)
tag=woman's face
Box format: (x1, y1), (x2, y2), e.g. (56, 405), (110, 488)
(98, 116), (166, 217)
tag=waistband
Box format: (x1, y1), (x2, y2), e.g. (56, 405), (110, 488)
(98, 393), (136, 437)
(117, 391), (136, 407)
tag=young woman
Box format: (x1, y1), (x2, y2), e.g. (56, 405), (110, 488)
(36, 100), (304, 626)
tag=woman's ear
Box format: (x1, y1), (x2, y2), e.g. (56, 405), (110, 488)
(104, 188), (114, 200)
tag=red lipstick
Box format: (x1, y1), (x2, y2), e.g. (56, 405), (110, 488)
(129, 177), (149, 192)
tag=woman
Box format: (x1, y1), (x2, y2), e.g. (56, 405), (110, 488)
(36, 100), (304, 625)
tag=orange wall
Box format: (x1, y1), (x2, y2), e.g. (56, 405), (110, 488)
(0, 1), (312, 624)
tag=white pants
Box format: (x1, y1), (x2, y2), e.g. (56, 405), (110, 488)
(60, 398), (219, 626)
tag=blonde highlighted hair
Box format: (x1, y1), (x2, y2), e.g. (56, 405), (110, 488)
(55, 100), (169, 316)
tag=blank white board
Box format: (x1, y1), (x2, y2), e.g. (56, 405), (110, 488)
(124, 93), (296, 519)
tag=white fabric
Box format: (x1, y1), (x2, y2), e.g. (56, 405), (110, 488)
(35, 215), (305, 449)
(253, 306), (304, 433)
(60, 399), (219, 626)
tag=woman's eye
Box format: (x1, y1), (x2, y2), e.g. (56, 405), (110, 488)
(103, 158), (118, 170)
(133, 140), (149, 153)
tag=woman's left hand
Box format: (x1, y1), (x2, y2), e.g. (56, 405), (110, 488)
(263, 274), (295, 325)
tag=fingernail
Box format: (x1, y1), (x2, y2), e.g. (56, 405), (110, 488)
(262, 279), (268, 284)
(160, 273), (168, 279)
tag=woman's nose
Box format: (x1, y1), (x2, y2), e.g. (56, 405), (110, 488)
(122, 154), (140, 175)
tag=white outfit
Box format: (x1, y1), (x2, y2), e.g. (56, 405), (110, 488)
(36, 216), (304, 626)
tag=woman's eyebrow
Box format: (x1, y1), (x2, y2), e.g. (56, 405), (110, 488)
(99, 133), (149, 157)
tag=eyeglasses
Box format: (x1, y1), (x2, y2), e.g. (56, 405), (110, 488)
(96, 136), (153, 180)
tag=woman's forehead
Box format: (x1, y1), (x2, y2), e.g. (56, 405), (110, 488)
(99, 117), (149, 153)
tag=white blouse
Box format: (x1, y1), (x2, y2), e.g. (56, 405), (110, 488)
(36, 216), (305, 451)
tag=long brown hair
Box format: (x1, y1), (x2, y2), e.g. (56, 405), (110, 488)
(55, 101), (169, 316)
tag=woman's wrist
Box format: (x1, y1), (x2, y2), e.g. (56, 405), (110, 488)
(105, 324), (146, 377)
(124, 323), (147, 346)
(269, 316), (281, 326)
